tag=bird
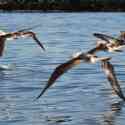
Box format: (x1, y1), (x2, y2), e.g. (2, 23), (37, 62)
(36, 47), (111, 99)
(0, 28), (45, 56)
(93, 33), (125, 52)
(7, 31), (45, 51)
(101, 60), (125, 101)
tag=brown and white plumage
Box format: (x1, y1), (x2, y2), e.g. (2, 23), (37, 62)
(36, 49), (111, 99)
(10, 31), (45, 51)
(93, 33), (125, 52)
(0, 28), (45, 56)
(101, 60), (125, 101)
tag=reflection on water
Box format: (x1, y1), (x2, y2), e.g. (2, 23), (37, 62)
(103, 101), (124, 125)
(0, 12), (125, 125)
(46, 115), (72, 124)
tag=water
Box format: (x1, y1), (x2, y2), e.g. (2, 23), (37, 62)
(0, 12), (125, 125)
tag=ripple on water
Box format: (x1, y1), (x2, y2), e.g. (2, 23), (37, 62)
(0, 12), (125, 125)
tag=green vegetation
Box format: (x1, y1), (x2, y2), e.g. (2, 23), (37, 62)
(0, 0), (125, 11)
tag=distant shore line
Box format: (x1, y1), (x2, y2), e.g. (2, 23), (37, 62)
(0, 3), (125, 12)
(0, 9), (125, 13)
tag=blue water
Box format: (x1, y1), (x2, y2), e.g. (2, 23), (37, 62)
(0, 12), (125, 125)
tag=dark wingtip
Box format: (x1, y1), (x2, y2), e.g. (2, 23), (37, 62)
(33, 35), (46, 51)
(40, 44), (46, 51)
(114, 50), (123, 52)
(42, 46), (46, 51)
(34, 84), (49, 101)
(35, 93), (42, 100)
(37, 44), (46, 52)
(93, 33), (103, 39)
(93, 33), (99, 36)
(34, 90), (45, 101)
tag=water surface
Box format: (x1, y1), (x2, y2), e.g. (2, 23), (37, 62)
(0, 12), (125, 125)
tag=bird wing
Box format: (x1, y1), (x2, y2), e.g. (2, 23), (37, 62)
(0, 24), (40, 37)
(0, 24), (41, 40)
(93, 33), (120, 44)
(101, 60), (125, 101)
(22, 31), (45, 51)
(0, 37), (5, 56)
(0, 24), (41, 35)
(87, 44), (106, 54)
(2, 31), (45, 51)
(36, 56), (81, 99)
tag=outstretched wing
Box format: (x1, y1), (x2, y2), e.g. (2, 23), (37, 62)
(93, 33), (120, 44)
(36, 57), (81, 99)
(3, 31), (45, 51)
(22, 31), (45, 51)
(101, 60), (125, 101)
(0, 24), (41, 37)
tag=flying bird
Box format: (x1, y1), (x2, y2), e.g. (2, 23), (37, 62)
(35, 32), (125, 100)
(93, 33), (125, 52)
(101, 60), (125, 101)
(36, 48), (111, 99)
(0, 28), (45, 56)
(10, 31), (45, 51)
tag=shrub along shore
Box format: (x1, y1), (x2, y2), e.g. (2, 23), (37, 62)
(0, 0), (125, 12)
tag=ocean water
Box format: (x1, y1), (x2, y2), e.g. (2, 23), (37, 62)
(0, 12), (125, 125)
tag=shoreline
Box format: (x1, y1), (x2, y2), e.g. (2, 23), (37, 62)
(0, 9), (125, 13)
(0, 2), (125, 12)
